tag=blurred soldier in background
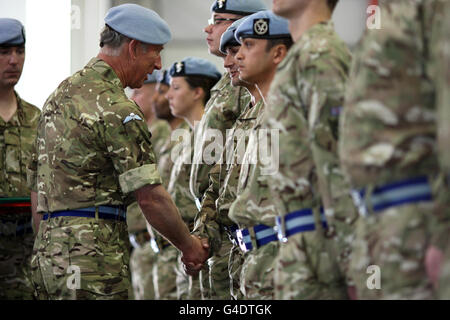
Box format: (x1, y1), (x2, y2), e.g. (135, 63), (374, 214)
(0, 18), (40, 300)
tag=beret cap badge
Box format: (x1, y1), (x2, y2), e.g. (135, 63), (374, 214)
(253, 18), (269, 36)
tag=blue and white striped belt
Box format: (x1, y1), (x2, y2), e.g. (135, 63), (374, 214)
(235, 223), (278, 253)
(43, 205), (126, 222)
(275, 208), (328, 243)
(351, 176), (433, 217)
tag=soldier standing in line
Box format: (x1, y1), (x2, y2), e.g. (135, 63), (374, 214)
(260, 0), (355, 299)
(189, 0), (265, 300)
(28, 4), (209, 300)
(165, 57), (221, 299)
(0, 18), (40, 300)
(340, 0), (442, 299)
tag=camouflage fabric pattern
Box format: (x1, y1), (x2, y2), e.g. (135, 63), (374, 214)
(167, 126), (207, 299)
(0, 94), (40, 299)
(149, 119), (171, 161)
(340, 0), (439, 299)
(31, 217), (130, 299)
(27, 57), (162, 213)
(228, 108), (280, 299)
(193, 100), (262, 299)
(0, 94), (40, 198)
(129, 242), (157, 300)
(432, 0), (450, 299)
(0, 232), (34, 300)
(262, 21), (352, 299)
(189, 73), (250, 202)
(152, 245), (178, 300)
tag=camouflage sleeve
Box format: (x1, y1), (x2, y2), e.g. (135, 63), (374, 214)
(305, 46), (358, 286)
(26, 135), (38, 193)
(192, 162), (223, 256)
(101, 102), (162, 195)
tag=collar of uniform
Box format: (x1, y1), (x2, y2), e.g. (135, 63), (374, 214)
(86, 57), (123, 88)
(0, 91), (24, 127)
(211, 72), (230, 92)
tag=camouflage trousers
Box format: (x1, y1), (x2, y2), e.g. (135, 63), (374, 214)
(228, 243), (244, 300)
(130, 242), (157, 300)
(274, 230), (348, 300)
(153, 245), (178, 300)
(0, 222), (35, 300)
(349, 202), (434, 300)
(31, 217), (131, 300)
(238, 241), (278, 300)
(205, 236), (234, 300)
(175, 254), (202, 300)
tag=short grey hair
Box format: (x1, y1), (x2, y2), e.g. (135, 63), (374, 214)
(99, 25), (149, 56)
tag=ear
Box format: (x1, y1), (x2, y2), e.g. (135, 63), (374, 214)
(128, 39), (140, 60)
(193, 87), (205, 101)
(272, 44), (288, 65)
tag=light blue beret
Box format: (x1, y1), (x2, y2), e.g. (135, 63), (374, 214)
(219, 18), (246, 54)
(0, 18), (25, 46)
(211, 0), (267, 15)
(157, 70), (171, 86)
(105, 4), (171, 45)
(235, 10), (291, 42)
(143, 71), (159, 84)
(169, 57), (221, 80)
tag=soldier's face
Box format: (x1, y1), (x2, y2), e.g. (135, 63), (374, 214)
(131, 82), (157, 122)
(236, 38), (273, 85)
(131, 43), (163, 89)
(272, 0), (307, 18)
(224, 45), (244, 87)
(204, 13), (242, 57)
(166, 77), (198, 120)
(0, 46), (25, 88)
(152, 83), (173, 120)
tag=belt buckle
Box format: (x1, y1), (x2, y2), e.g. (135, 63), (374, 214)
(235, 229), (249, 253)
(274, 216), (288, 243)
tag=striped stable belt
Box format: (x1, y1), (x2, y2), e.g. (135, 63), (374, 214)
(236, 223), (278, 253)
(275, 207), (328, 243)
(351, 176), (433, 217)
(43, 205), (126, 222)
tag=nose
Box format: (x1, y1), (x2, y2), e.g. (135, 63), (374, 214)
(165, 88), (173, 101)
(204, 24), (213, 34)
(154, 56), (162, 71)
(223, 54), (233, 69)
(8, 51), (19, 65)
(235, 47), (244, 61)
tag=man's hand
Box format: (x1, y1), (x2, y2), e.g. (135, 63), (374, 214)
(425, 245), (444, 290)
(181, 235), (210, 276)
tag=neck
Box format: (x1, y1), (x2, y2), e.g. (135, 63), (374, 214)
(146, 113), (156, 127)
(0, 86), (18, 122)
(289, 2), (332, 42)
(97, 52), (128, 88)
(247, 85), (262, 106)
(184, 102), (205, 129)
(169, 116), (184, 131)
(254, 69), (276, 103)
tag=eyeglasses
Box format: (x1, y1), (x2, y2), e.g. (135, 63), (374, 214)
(207, 17), (239, 26)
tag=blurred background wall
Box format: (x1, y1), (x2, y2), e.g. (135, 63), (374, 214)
(0, 0), (369, 108)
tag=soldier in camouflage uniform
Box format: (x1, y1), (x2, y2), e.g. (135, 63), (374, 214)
(218, 11), (293, 300)
(127, 72), (170, 300)
(193, 11), (293, 300)
(166, 57), (221, 300)
(189, 0), (265, 300)
(259, 0), (355, 299)
(0, 18), (39, 300)
(340, 0), (442, 299)
(27, 4), (209, 300)
(146, 69), (189, 300)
